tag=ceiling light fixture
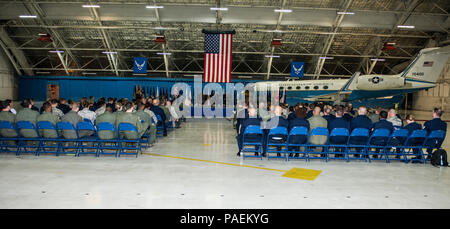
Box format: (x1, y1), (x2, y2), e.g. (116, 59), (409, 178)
(19, 15), (37, 18)
(397, 25), (415, 28)
(210, 7), (228, 11)
(337, 11), (355, 15)
(146, 5), (164, 9)
(82, 4), (100, 8)
(274, 9), (292, 13)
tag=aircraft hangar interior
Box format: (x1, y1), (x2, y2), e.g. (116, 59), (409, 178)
(0, 0), (450, 216)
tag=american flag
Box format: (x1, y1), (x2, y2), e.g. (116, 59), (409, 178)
(203, 33), (233, 83)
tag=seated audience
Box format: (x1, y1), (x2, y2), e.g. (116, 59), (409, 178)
(37, 101), (60, 138)
(78, 100), (96, 124)
(237, 107), (262, 156)
(0, 100), (17, 137)
(15, 99), (39, 138)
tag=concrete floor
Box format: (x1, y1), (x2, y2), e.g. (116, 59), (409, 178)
(0, 116), (450, 209)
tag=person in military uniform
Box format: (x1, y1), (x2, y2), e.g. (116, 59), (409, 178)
(116, 101), (144, 140)
(15, 99), (40, 138)
(135, 103), (156, 145)
(96, 106), (117, 140)
(50, 99), (64, 119)
(37, 101), (60, 139)
(0, 100), (17, 138)
(61, 102), (91, 139)
(307, 106), (328, 154)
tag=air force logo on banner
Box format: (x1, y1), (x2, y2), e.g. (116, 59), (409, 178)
(133, 57), (147, 74)
(291, 62), (304, 77)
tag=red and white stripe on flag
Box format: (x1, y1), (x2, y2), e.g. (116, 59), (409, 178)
(203, 33), (233, 83)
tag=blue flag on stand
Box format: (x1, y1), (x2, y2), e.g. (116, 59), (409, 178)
(291, 61), (304, 77)
(133, 57), (147, 74)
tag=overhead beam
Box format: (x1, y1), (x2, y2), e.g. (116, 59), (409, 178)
(265, 0), (286, 80)
(153, 0), (170, 78)
(313, 0), (353, 79)
(0, 30), (33, 76)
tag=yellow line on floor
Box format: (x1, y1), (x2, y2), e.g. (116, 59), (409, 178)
(142, 152), (288, 173)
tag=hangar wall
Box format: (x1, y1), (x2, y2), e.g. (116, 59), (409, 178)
(0, 48), (17, 100)
(412, 59), (450, 111)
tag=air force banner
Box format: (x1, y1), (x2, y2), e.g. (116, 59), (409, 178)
(291, 61), (304, 77)
(133, 57), (147, 74)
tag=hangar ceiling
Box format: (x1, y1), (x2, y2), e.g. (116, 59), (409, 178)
(0, 0), (449, 80)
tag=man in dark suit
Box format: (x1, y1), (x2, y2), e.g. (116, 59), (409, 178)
(57, 98), (71, 114)
(370, 110), (393, 158)
(423, 108), (447, 159)
(288, 107), (309, 157)
(150, 99), (167, 136)
(328, 107), (350, 157)
(237, 107), (262, 156)
(264, 106), (289, 156)
(349, 106), (373, 157)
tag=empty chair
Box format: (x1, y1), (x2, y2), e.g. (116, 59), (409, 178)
(266, 126), (289, 160)
(366, 128), (391, 162)
(16, 121), (41, 155)
(385, 129), (409, 163)
(117, 123), (141, 157)
(286, 126), (309, 161)
(402, 129), (427, 163)
(76, 121), (98, 157)
(306, 127), (329, 161)
(347, 128), (370, 162)
(327, 128), (350, 162)
(97, 122), (119, 157)
(241, 125), (264, 159)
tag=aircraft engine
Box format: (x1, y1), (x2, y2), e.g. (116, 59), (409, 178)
(355, 75), (405, 90)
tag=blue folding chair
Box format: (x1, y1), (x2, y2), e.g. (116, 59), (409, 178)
(286, 126), (308, 161)
(306, 127), (329, 161)
(347, 128), (370, 162)
(56, 122), (79, 156)
(76, 121), (98, 157)
(402, 129), (427, 163)
(266, 126), (288, 160)
(385, 129), (409, 163)
(16, 121), (41, 156)
(0, 121), (20, 155)
(366, 128), (391, 163)
(97, 122), (119, 157)
(36, 121), (61, 156)
(155, 115), (164, 137)
(117, 123), (141, 157)
(241, 125), (264, 160)
(326, 128), (350, 162)
(139, 119), (150, 150)
(423, 130), (446, 161)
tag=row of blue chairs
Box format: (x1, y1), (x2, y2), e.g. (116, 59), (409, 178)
(0, 118), (174, 157)
(241, 125), (446, 163)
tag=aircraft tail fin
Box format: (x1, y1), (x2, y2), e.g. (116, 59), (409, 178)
(401, 45), (450, 83)
(340, 71), (360, 91)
